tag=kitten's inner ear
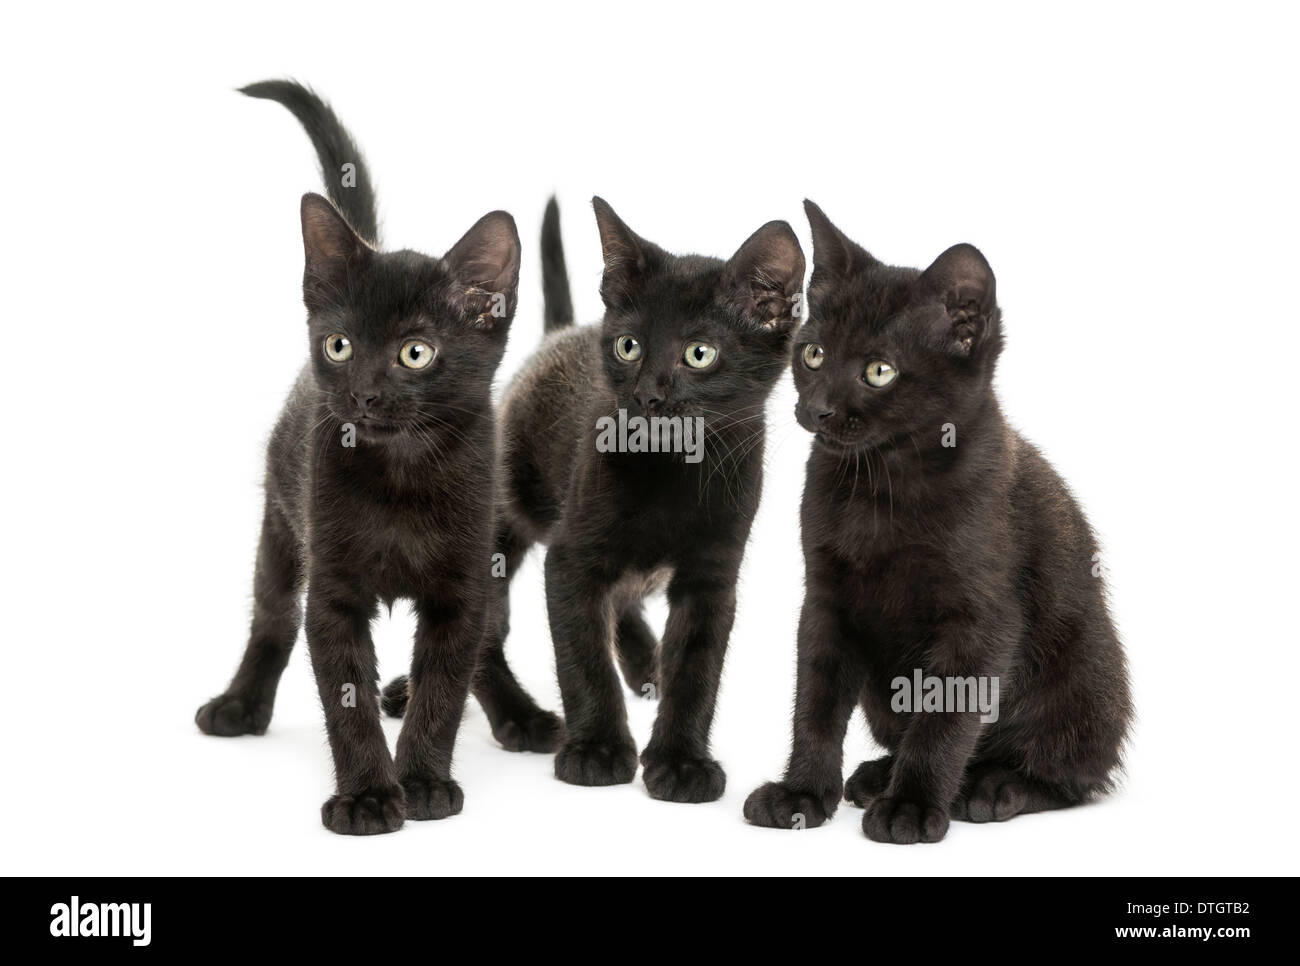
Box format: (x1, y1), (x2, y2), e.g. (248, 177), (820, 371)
(592, 197), (657, 308)
(917, 243), (997, 356)
(301, 193), (368, 306)
(443, 210), (521, 326)
(726, 221), (806, 328)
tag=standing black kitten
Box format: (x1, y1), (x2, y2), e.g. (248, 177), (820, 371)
(461, 198), (803, 802)
(744, 202), (1131, 843)
(195, 81), (540, 834)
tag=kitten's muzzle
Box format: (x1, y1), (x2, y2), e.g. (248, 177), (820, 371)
(634, 391), (664, 415)
(351, 390), (381, 415)
(796, 400), (838, 435)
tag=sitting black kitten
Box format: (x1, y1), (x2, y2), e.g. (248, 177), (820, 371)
(744, 201), (1132, 843)
(195, 80), (543, 834)
(453, 197), (804, 802)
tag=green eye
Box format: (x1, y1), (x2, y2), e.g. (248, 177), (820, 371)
(399, 340), (435, 370)
(614, 334), (642, 362)
(802, 343), (824, 370)
(324, 334), (353, 363)
(683, 341), (718, 369)
(864, 360), (898, 387)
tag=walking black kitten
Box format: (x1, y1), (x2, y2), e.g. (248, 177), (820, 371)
(404, 198), (803, 802)
(195, 80), (545, 834)
(744, 202), (1131, 843)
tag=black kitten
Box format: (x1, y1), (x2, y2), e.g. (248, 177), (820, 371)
(461, 198), (804, 802)
(195, 81), (542, 834)
(744, 201), (1132, 843)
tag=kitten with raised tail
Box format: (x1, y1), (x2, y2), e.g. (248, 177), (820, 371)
(403, 197), (804, 802)
(743, 201), (1132, 843)
(195, 80), (550, 834)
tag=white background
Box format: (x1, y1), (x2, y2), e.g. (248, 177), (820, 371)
(3, 1), (1297, 876)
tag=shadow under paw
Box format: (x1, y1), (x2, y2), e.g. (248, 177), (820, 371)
(554, 738), (638, 786)
(195, 692), (272, 737)
(862, 795), (949, 844)
(321, 785), (406, 836)
(401, 777), (464, 821)
(743, 781), (835, 829)
(642, 752), (725, 804)
(492, 710), (564, 753)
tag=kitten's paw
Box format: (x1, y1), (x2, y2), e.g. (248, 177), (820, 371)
(615, 614), (660, 697)
(195, 692), (271, 736)
(641, 751), (725, 804)
(320, 785), (406, 835)
(492, 710), (564, 753)
(401, 777), (464, 821)
(845, 755), (894, 807)
(380, 675), (410, 718)
(862, 796), (949, 844)
(743, 781), (835, 829)
(631, 675), (661, 700)
(554, 738), (638, 786)
(621, 656), (659, 700)
(952, 767), (1028, 823)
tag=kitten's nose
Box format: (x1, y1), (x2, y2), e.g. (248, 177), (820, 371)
(635, 392), (664, 414)
(352, 390), (380, 414)
(814, 407), (835, 425)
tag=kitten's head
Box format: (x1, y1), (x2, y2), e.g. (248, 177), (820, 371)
(793, 200), (1003, 455)
(593, 197), (805, 426)
(299, 192), (520, 442)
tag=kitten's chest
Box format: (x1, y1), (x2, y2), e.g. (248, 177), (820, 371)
(836, 540), (947, 627)
(807, 493), (958, 647)
(310, 468), (484, 596)
(608, 473), (749, 569)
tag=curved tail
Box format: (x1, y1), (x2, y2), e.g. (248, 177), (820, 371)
(541, 196), (574, 332)
(240, 79), (380, 246)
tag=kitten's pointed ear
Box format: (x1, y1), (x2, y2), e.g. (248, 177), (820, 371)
(592, 197), (659, 309)
(916, 243), (997, 357)
(725, 220), (805, 329)
(301, 192), (370, 309)
(443, 210), (521, 327)
(800, 198), (873, 296)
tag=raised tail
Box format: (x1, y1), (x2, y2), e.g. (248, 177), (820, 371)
(239, 79), (380, 246)
(541, 196), (574, 332)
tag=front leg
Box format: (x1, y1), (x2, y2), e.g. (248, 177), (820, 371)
(640, 566), (740, 804)
(393, 594), (483, 820)
(546, 542), (637, 786)
(304, 580), (404, 836)
(863, 710), (980, 844)
(744, 589), (865, 828)
(862, 623), (998, 844)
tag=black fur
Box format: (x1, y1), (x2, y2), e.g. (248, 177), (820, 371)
(541, 196), (573, 333)
(469, 197), (805, 801)
(240, 79), (379, 244)
(195, 81), (548, 834)
(743, 201), (1132, 842)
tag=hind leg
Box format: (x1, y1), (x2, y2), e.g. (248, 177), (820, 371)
(844, 686), (903, 806)
(949, 761), (1074, 823)
(387, 522), (563, 752)
(197, 501), (302, 736)
(615, 606), (660, 698)
(470, 522), (563, 752)
(844, 754), (894, 807)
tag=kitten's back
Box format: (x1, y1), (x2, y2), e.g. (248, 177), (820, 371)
(1003, 430), (1132, 791)
(499, 325), (605, 534)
